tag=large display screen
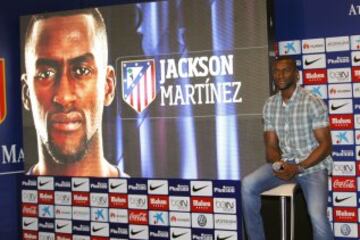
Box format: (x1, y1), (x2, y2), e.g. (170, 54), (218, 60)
(21, 0), (270, 178)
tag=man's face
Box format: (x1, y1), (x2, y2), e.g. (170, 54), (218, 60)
(272, 59), (298, 91)
(24, 14), (111, 163)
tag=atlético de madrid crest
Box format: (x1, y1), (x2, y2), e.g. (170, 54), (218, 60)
(121, 59), (157, 113)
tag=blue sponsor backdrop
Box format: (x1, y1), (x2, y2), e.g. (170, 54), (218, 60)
(0, 1), (145, 239)
(274, 0), (360, 238)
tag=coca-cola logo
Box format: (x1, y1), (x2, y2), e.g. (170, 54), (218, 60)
(128, 210), (148, 224)
(333, 178), (356, 191)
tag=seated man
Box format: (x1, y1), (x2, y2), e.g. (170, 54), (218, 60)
(241, 56), (333, 240)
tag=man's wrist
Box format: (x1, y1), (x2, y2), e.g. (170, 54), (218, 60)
(297, 163), (306, 173)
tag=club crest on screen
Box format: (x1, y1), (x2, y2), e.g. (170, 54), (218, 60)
(121, 59), (157, 113)
(0, 58), (7, 124)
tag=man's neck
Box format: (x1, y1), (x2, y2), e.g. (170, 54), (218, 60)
(281, 84), (297, 103)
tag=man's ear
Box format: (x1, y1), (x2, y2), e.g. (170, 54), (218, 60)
(21, 73), (31, 111)
(104, 65), (116, 106)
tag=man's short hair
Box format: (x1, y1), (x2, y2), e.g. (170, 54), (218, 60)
(273, 56), (297, 70)
(24, 8), (109, 67)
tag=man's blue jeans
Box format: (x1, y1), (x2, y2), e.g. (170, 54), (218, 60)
(241, 163), (334, 240)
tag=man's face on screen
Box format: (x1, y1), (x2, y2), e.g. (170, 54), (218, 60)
(25, 14), (108, 164)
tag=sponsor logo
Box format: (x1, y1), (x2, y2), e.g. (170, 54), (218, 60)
(329, 99), (353, 114)
(72, 178), (89, 192)
(55, 191), (71, 205)
(331, 131), (354, 145)
(302, 38), (325, 53)
(332, 161), (356, 176)
(214, 214), (238, 230)
(328, 83), (352, 99)
(38, 177), (54, 190)
(327, 68), (351, 83)
(334, 207), (357, 222)
(332, 177), (356, 191)
(169, 184), (190, 193)
(334, 222), (358, 237)
(39, 204), (54, 218)
(192, 213), (213, 229)
(55, 205), (72, 219)
(121, 59), (157, 113)
(333, 192), (356, 207)
(90, 181), (108, 191)
(55, 220), (72, 233)
(150, 229), (169, 238)
(191, 181), (213, 196)
(128, 194), (148, 209)
(22, 204), (38, 217)
(72, 192), (90, 206)
(352, 51), (360, 66)
(54, 180), (71, 190)
(304, 85), (327, 99)
(326, 36), (350, 52)
(21, 179), (37, 188)
(329, 115), (353, 129)
(215, 231), (237, 240)
(128, 210), (148, 225)
(72, 206), (90, 221)
(38, 219), (55, 230)
(327, 56), (350, 66)
(170, 228), (191, 240)
(73, 222), (90, 233)
(169, 196), (190, 212)
(109, 179), (127, 193)
(23, 217), (38, 231)
(149, 195), (169, 210)
(38, 232), (55, 240)
(191, 197), (213, 213)
(352, 67), (360, 81)
(38, 190), (54, 204)
(169, 212), (191, 227)
(128, 183), (147, 192)
(109, 193), (128, 208)
(148, 180), (168, 195)
(302, 54), (326, 69)
(350, 35), (360, 50)
(22, 190), (38, 204)
(90, 192), (108, 207)
(109, 224), (128, 236)
(23, 231), (38, 240)
(303, 69), (327, 84)
(214, 198), (237, 214)
(109, 208), (128, 223)
(278, 40), (301, 55)
(91, 207), (109, 222)
(90, 222), (109, 237)
(149, 210), (168, 226)
(129, 225), (148, 239)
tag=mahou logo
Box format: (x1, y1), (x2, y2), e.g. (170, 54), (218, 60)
(0, 59), (6, 124)
(334, 207), (357, 222)
(303, 69), (327, 84)
(332, 177), (356, 191)
(330, 115), (354, 129)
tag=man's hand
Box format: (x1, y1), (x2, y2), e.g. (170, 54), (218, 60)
(274, 162), (299, 181)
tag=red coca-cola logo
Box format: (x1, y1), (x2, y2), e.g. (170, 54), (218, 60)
(128, 210), (148, 225)
(333, 177), (356, 191)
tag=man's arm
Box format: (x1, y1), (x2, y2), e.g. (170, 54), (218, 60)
(297, 126), (332, 169)
(276, 126), (332, 180)
(264, 131), (282, 163)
